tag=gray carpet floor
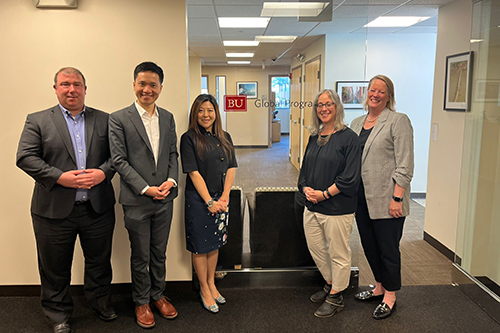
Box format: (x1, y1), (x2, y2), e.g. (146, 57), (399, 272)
(2, 285), (499, 332)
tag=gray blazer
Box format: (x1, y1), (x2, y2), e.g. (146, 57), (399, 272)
(350, 108), (414, 219)
(109, 104), (178, 206)
(16, 105), (116, 219)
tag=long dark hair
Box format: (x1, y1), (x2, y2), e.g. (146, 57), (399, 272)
(188, 94), (233, 160)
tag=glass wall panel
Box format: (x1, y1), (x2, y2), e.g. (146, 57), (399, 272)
(456, 0), (500, 298)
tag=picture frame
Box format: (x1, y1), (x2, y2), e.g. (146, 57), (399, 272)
(444, 51), (473, 111)
(335, 81), (368, 109)
(237, 81), (258, 99)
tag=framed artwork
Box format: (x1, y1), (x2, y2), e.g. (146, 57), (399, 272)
(444, 51), (473, 111)
(237, 81), (258, 99)
(335, 81), (368, 109)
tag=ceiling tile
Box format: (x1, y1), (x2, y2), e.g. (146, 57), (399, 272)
(266, 17), (318, 35)
(387, 5), (439, 16)
(216, 5), (264, 17)
(333, 5), (398, 18)
(188, 18), (220, 35)
(188, 5), (216, 18)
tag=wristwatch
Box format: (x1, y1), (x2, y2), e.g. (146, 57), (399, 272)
(392, 195), (403, 202)
(207, 199), (214, 208)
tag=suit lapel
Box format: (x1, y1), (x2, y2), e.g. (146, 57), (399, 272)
(157, 108), (167, 157)
(129, 104), (154, 153)
(351, 116), (365, 135)
(85, 107), (95, 158)
(51, 105), (77, 164)
(362, 108), (390, 162)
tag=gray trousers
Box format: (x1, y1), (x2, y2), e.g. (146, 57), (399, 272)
(123, 201), (173, 305)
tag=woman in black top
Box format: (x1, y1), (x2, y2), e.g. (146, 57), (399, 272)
(180, 94), (237, 314)
(298, 89), (361, 318)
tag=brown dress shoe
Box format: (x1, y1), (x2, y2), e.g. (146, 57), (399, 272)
(135, 304), (155, 329)
(154, 296), (178, 319)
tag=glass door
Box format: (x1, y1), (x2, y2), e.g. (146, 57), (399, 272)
(455, 0), (500, 314)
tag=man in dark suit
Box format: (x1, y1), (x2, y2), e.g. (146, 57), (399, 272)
(109, 62), (178, 329)
(16, 67), (117, 333)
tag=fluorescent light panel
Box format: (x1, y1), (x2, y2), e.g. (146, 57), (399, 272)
(223, 41), (260, 47)
(261, 2), (329, 17)
(218, 17), (270, 28)
(228, 61), (251, 65)
(364, 16), (431, 28)
(226, 53), (254, 58)
(255, 35), (297, 43)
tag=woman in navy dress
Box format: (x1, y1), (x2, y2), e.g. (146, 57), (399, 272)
(180, 94), (237, 313)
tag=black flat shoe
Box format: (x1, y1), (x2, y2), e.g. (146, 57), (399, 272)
(372, 301), (396, 320)
(354, 290), (384, 301)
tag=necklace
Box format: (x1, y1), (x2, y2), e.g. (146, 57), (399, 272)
(317, 133), (331, 147)
(316, 129), (336, 147)
(366, 115), (379, 123)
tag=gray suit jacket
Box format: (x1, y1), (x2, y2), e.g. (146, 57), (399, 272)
(16, 105), (116, 219)
(109, 104), (178, 206)
(350, 108), (414, 219)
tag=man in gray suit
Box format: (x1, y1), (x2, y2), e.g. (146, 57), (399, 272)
(17, 67), (117, 333)
(109, 62), (178, 329)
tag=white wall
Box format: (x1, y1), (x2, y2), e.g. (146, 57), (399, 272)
(425, 0), (473, 252)
(324, 33), (437, 193)
(189, 56), (202, 107)
(0, 0), (192, 286)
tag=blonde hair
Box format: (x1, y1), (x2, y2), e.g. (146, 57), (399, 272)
(363, 75), (396, 111)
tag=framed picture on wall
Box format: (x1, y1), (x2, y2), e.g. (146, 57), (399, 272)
(335, 81), (368, 109)
(237, 81), (258, 99)
(444, 51), (473, 111)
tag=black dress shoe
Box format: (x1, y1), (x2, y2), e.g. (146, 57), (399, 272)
(95, 304), (118, 321)
(354, 290), (384, 301)
(314, 293), (344, 318)
(53, 322), (71, 333)
(372, 301), (396, 320)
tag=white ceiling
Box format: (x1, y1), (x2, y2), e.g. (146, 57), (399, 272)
(187, 0), (455, 66)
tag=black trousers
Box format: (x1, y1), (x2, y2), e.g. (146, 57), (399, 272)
(356, 199), (405, 291)
(123, 201), (173, 306)
(32, 202), (115, 324)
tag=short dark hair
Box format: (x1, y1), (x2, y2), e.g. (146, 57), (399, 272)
(134, 61), (164, 84)
(54, 67), (86, 86)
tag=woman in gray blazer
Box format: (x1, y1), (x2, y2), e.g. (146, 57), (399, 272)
(350, 75), (414, 320)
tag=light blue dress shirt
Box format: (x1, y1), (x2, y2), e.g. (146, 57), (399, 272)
(60, 104), (87, 202)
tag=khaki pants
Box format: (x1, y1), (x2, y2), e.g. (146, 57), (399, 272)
(303, 209), (354, 292)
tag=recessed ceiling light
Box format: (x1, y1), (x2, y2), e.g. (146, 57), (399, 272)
(223, 41), (260, 47)
(261, 2), (329, 17)
(228, 61), (251, 65)
(470, 39), (483, 43)
(364, 16), (431, 28)
(226, 53), (254, 58)
(219, 17), (270, 28)
(255, 36), (297, 43)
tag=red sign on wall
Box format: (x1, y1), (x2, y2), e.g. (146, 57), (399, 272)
(224, 95), (247, 112)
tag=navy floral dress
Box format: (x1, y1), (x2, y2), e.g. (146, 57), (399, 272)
(180, 126), (237, 254)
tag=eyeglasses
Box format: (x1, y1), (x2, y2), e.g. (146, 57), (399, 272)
(315, 102), (335, 109)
